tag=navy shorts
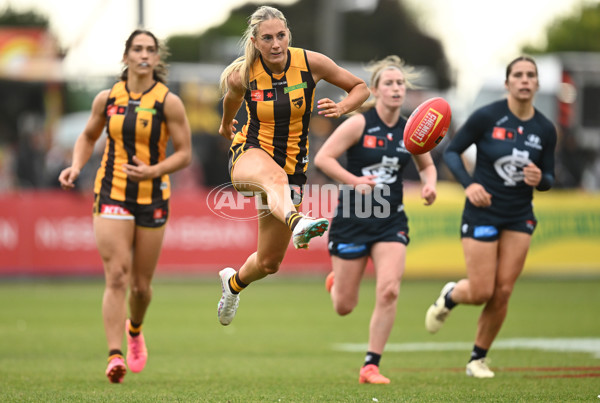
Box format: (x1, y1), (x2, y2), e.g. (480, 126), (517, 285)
(460, 216), (537, 242)
(93, 193), (169, 228)
(328, 216), (409, 260)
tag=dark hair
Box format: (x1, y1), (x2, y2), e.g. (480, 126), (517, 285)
(505, 56), (538, 81)
(120, 29), (169, 83)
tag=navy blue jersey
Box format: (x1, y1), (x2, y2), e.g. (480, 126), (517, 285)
(444, 99), (556, 221)
(329, 108), (413, 243)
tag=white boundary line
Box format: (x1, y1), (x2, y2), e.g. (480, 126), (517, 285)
(333, 338), (600, 358)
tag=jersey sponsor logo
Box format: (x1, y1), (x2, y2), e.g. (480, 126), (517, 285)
(336, 242), (368, 255)
(106, 105), (127, 116)
(135, 106), (157, 114)
(100, 204), (132, 216)
(363, 135), (386, 149)
(283, 82), (307, 93)
(140, 119), (149, 128)
(494, 148), (531, 186)
(251, 89), (277, 102)
(367, 126), (381, 134)
(363, 135), (377, 148)
(525, 134), (542, 150)
(492, 127), (515, 141)
(387, 133), (393, 141)
(153, 208), (165, 219)
(292, 97), (304, 109)
(396, 231), (408, 243)
(473, 225), (498, 239)
(495, 115), (509, 126)
(153, 208), (167, 224)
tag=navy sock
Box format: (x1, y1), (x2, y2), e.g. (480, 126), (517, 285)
(364, 351), (381, 367)
(469, 345), (488, 362)
(444, 288), (457, 309)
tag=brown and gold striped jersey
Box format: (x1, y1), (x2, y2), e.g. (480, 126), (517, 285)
(94, 81), (171, 204)
(231, 47), (316, 175)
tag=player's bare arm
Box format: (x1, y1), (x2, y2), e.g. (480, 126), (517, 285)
(58, 90), (108, 189)
(315, 113), (371, 187)
(219, 70), (245, 140)
(306, 50), (369, 117)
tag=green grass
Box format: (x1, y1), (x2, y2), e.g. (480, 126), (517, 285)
(1, 275), (599, 402)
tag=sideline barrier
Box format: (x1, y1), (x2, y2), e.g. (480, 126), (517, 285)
(401, 183), (600, 277)
(0, 184), (598, 277)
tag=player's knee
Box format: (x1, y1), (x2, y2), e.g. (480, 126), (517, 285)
(268, 170), (289, 187)
(333, 299), (356, 316)
(261, 170), (289, 194)
(377, 283), (400, 305)
(104, 264), (129, 290)
(130, 283), (152, 300)
(493, 283), (514, 304)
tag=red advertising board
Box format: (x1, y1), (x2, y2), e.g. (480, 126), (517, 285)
(5, 186), (596, 277)
(0, 190), (331, 276)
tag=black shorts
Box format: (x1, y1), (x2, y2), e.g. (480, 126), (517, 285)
(460, 215), (537, 242)
(93, 193), (169, 228)
(328, 211), (410, 259)
(228, 142), (307, 206)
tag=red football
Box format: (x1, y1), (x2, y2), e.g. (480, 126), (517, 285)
(403, 97), (451, 155)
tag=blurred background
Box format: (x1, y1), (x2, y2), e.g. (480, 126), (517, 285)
(0, 0), (598, 277)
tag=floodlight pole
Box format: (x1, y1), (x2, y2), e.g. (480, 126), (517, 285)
(316, 0), (341, 59)
(138, 0), (145, 27)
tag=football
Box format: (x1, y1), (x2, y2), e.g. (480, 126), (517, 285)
(403, 97), (451, 155)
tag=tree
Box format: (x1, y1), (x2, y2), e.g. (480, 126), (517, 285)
(0, 6), (48, 27)
(166, 0), (452, 89)
(523, 3), (600, 53)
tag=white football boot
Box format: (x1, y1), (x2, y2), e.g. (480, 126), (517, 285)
(466, 358), (495, 378)
(425, 281), (456, 333)
(292, 216), (328, 249)
(217, 267), (240, 326)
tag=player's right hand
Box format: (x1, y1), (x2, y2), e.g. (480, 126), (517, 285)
(219, 119), (238, 140)
(58, 167), (80, 190)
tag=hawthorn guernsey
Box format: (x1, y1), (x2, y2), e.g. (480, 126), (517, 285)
(403, 97), (451, 155)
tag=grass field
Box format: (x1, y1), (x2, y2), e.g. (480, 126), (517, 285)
(1, 275), (599, 402)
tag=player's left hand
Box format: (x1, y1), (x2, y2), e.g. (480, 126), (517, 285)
(123, 155), (156, 182)
(317, 98), (343, 118)
(421, 184), (437, 206)
(523, 163), (542, 187)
